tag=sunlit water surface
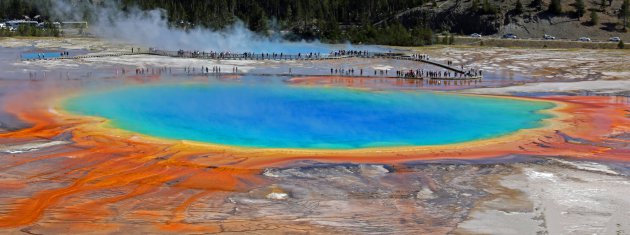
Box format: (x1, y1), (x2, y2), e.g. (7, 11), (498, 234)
(64, 82), (554, 149)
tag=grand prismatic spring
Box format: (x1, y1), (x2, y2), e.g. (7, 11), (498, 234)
(0, 43), (628, 235)
(63, 82), (554, 149)
(1, 3), (630, 235)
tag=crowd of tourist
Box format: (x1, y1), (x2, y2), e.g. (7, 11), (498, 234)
(331, 50), (370, 57)
(133, 66), (172, 75)
(394, 68), (482, 79)
(115, 48), (485, 81)
(169, 49), (326, 60)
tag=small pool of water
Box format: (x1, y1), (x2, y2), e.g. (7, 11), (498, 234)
(21, 51), (64, 60)
(64, 81), (555, 149)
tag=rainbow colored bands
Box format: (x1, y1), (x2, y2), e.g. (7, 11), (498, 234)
(0, 79), (628, 232)
(63, 82), (554, 149)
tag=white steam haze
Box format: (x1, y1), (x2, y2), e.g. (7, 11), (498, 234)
(49, 0), (375, 54)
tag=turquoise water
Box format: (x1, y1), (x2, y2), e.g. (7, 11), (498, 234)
(21, 52), (62, 60)
(64, 82), (554, 149)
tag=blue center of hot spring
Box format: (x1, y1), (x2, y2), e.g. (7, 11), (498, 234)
(64, 82), (554, 149)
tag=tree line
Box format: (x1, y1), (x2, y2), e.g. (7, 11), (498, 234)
(0, 0), (438, 45)
(116, 0), (435, 45)
(1, 0), (628, 43)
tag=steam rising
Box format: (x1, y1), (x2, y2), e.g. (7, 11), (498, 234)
(49, 1), (359, 53)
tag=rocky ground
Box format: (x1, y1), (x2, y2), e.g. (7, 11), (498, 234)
(248, 158), (630, 234)
(412, 45), (630, 95)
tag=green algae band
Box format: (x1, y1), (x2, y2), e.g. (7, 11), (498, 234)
(64, 82), (554, 149)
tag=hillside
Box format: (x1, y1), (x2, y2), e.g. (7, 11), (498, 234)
(412, 0), (630, 41)
(1, 0), (628, 43)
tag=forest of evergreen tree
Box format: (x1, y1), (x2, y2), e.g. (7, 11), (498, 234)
(0, 0), (441, 46)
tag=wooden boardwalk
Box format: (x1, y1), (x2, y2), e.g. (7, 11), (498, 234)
(177, 72), (478, 81)
(22, 50), (482, 80)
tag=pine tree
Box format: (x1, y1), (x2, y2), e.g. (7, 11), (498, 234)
(619, 40), (625, 49)
(531, 0), (543, 9)
(549, 0), (562, 14)
(621, 0), (629, 30)
(575, 0), (585, 20)
(286, 6), (293, 21)
(483, 0), (490, 13)
(449, 33), (455, 45)
(590, 10), (599, 26)
(9, 0), (23, 19)
(417, 27), (433, 45)
(515, 0), (524, 14)
(482, 0), (496, 14)
(471, 0), (480, 12)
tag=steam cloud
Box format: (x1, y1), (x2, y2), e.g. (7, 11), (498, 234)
(49, 1), (368, 54)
